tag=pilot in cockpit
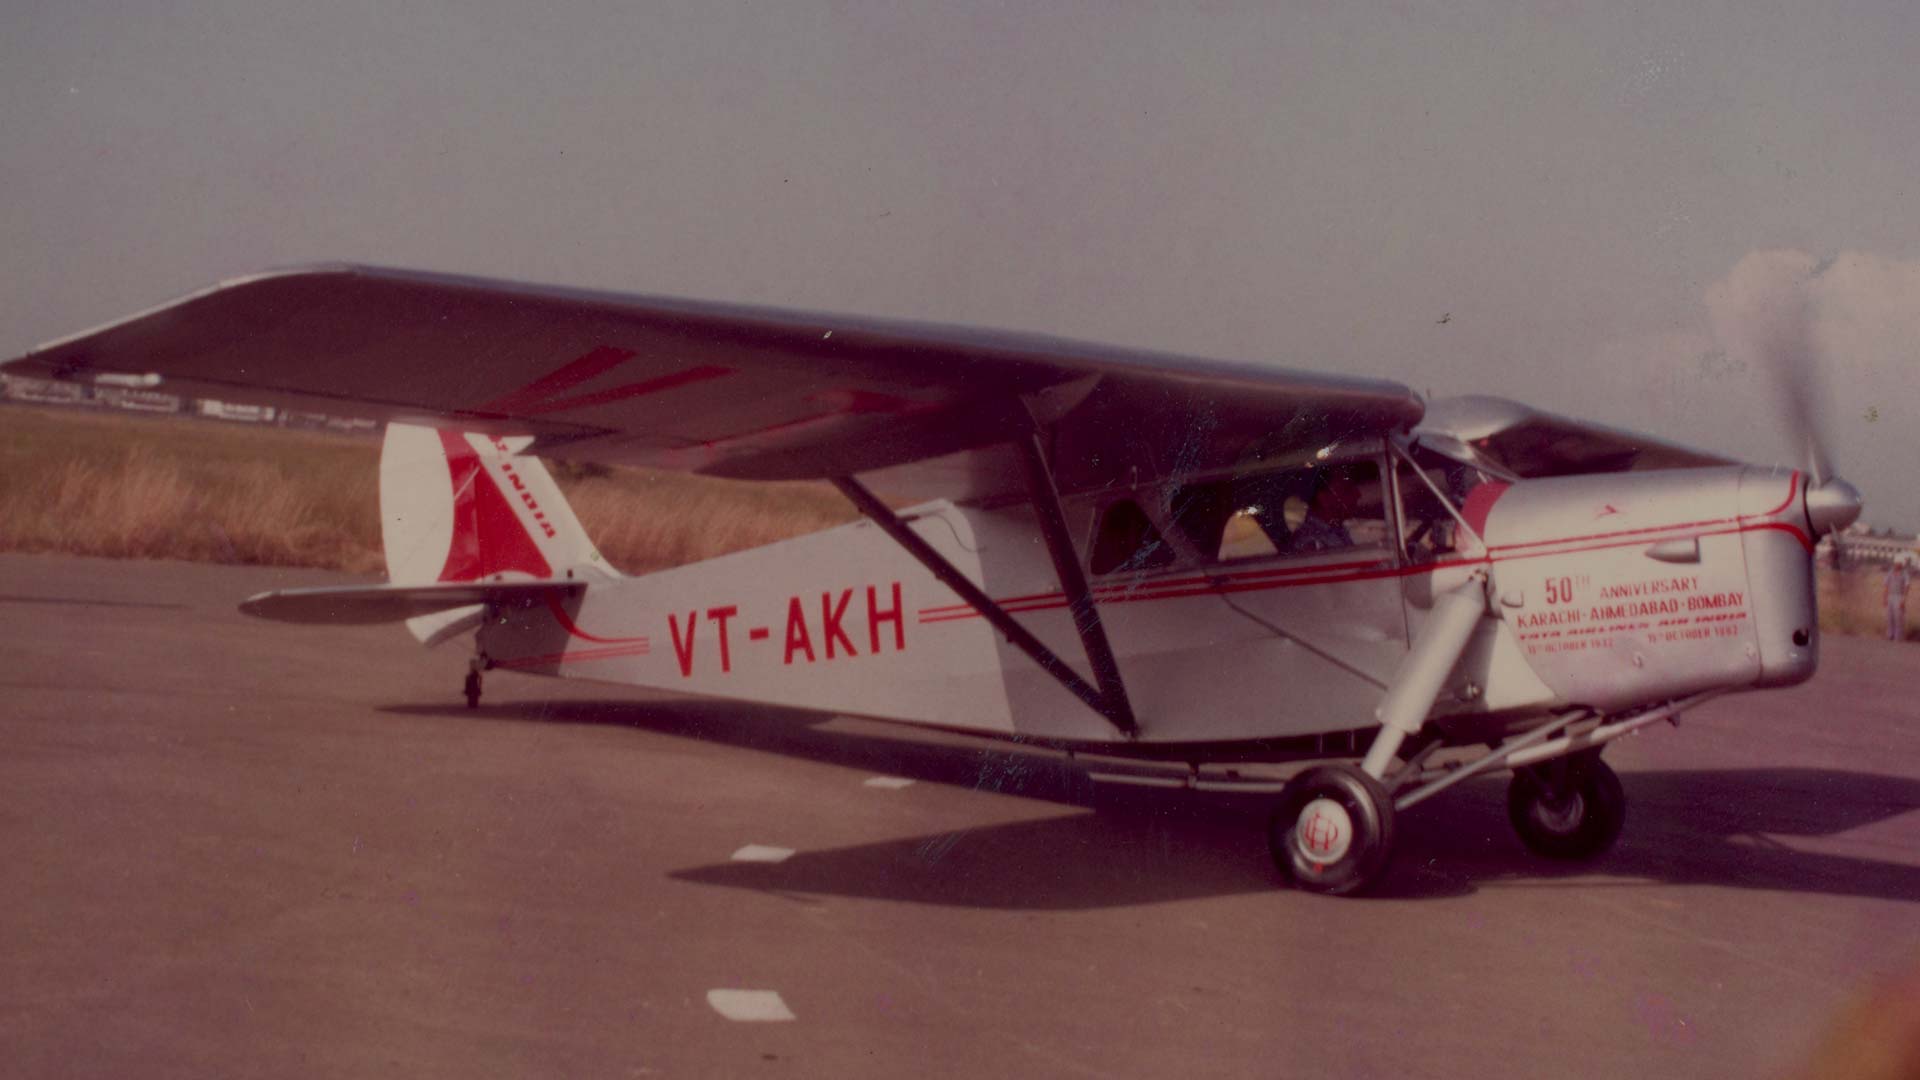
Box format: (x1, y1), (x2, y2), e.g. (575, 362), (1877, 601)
(1290, 468), (1361, 553)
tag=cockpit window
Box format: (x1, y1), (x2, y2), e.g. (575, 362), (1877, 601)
(1090, 498), (1176, 575)
(1171, 461), (1389, 563)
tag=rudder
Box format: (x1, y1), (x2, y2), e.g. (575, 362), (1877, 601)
(380, 423), (615, 643)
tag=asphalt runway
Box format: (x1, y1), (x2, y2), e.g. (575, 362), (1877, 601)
(3, 553), (1917, 1078)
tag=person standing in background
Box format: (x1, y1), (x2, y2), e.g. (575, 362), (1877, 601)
(1886, 555), (1914, 642)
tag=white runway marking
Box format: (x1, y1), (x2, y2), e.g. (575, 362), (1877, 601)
(863, 776), (915, 789)
(706, 989), (796, 1022)
(729, 844), (795, 863)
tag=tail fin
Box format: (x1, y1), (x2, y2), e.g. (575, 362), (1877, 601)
(380, 423), (614, 643)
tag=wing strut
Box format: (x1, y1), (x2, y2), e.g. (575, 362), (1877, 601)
(832, 432), (1139, 737)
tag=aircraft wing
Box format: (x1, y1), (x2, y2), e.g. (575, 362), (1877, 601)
(1414, 395), (1738, 478)
(2, 264), (1424, 486)
(239, 580), (582, 625)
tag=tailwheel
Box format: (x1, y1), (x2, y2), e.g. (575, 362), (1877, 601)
(1269, 764), (1396, 896)
(1507, 754), (1625, 860)
(463, 669), (482, 710)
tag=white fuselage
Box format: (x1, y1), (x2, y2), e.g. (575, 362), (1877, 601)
(484, 498), (1434, 745)
(475, 461), (1812, 750)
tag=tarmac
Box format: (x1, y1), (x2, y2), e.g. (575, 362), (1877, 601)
(2, 552), (1916, 1078)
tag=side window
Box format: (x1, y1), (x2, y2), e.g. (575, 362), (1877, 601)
(1172, 461), (1389, 563)
(1169, 482), (1241, 557)
(1396, 452), (1493, 563)
(1219, 507), (1283, 560)
(1090, 499), (1176, 575)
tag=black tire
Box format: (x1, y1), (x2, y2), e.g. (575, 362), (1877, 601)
(463, 671), (482, 710)
(1506, 755), (1626, 860)
(1269, 764), (1396, 896)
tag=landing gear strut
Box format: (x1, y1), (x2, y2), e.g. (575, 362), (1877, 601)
(1271, 568), (1485, 895)
(1506, 753), (1625, 860)
(463, 662), (483, 709)
(1259, 692), (1703, 895)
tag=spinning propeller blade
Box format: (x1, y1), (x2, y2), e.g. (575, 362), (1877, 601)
(1768, 257), (1862, 536)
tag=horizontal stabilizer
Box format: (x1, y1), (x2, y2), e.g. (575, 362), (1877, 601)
(240, 580), (583, 625)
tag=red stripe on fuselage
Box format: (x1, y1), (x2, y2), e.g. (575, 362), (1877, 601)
(1752, 470), (1801, 519)
(915, 515), (1806, 625)
(914, 475), (1805, 622)
(542, 593), (650, 645)
(1482, 472), (1798, 555)
(914, 557), (1384, 618)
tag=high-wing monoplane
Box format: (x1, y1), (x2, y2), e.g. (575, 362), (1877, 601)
(5, 265), (1864, 894)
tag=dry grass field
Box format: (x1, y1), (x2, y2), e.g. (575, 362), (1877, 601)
(557, 463), (855, 573)
(0, 403), (1901, 638)
(0, 407), (386, 570)
(0, 405), (851, 576)
(1820, 560), (1913, 640)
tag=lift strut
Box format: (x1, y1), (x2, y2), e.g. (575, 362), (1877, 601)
(832, 432), (1138, 737)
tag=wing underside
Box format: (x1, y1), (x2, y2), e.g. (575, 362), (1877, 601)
(4, 264), (1425, 489)
(1415, 395), (1736, 478)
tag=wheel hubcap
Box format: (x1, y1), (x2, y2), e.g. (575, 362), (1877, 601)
(1295, 797), (1354, 864)
(1533, 791), (1586, 834)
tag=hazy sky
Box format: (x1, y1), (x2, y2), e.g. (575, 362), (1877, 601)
(5, 1), (1917, 527)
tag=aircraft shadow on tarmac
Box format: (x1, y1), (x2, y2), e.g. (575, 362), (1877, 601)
(383, 697), (1920, 909)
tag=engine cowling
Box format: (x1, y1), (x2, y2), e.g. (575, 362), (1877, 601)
(1477, 466), (1815, 710)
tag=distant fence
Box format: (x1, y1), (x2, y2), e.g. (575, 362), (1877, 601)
(1827, 532), (1919, 567)
(3, 374), (95, 408)
(2, 374), (378, 435)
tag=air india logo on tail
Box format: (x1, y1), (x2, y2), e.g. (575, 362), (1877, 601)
(434, 431), (553, 582)
(484, 436), (558, 539)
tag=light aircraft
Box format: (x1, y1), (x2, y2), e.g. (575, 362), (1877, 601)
(4, 265), (1865, 895)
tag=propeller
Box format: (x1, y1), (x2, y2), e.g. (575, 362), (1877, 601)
(1769, 257), (1863, 536)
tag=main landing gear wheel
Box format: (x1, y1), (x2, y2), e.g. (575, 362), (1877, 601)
(1269, 764), (1396, 896)
(463, 670), (482, 710)
(1507, 754), (1626, 861)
